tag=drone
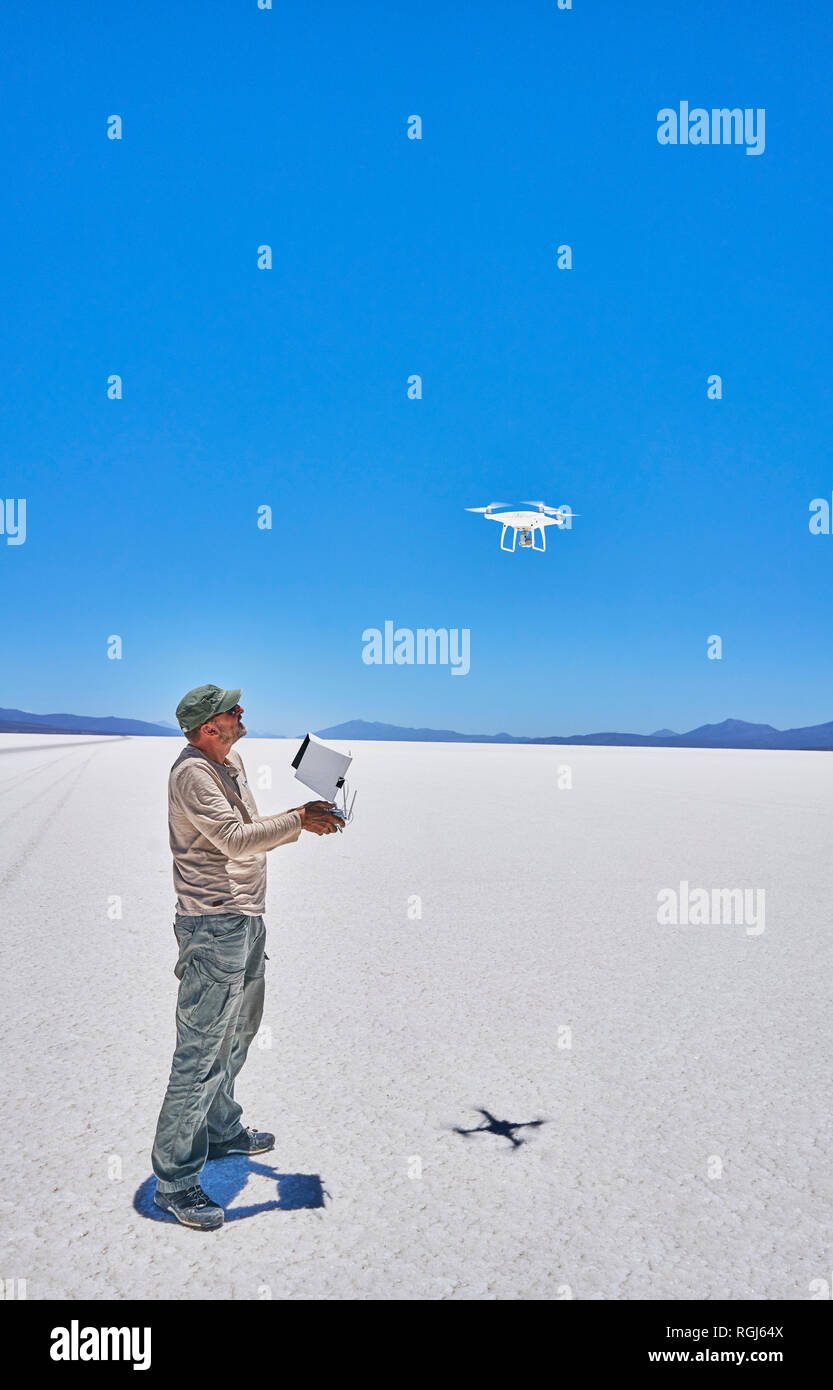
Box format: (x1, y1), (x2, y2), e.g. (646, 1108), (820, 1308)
(466, 501), (579, 552)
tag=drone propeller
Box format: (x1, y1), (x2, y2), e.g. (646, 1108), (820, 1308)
(523, 501), (581, 519)
(465, 502), (510, 513)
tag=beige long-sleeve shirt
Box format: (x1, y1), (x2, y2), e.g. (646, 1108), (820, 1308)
(168, 744), (302, 915)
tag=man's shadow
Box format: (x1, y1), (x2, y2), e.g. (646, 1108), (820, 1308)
(135, 1158), (327, 1223)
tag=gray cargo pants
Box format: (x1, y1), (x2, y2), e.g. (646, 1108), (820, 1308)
(152, 912), (267, 1194)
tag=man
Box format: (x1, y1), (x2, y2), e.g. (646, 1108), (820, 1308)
(152, 684), (341, 1230)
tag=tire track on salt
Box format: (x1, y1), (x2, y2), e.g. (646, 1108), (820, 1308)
(0, 744), (101, 802)
(0, 743), (109, 894)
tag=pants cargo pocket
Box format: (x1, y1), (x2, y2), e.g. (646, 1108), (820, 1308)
(177, 959), (240, 1035)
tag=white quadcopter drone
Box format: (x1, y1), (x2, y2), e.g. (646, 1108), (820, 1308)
(466, 501), (578, 552)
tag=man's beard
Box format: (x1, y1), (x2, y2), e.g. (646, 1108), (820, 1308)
(231, 719), (247, 743)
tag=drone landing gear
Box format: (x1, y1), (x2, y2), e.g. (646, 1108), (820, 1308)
(500, 524), (517, 552)
(531, 526), (546, 552)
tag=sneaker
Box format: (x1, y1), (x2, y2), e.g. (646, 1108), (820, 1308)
(207, 1125), (275, 1160)
(154, 1183), (224, 1230)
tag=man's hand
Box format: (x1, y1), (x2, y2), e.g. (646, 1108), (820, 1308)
(293, 800), (343, 835)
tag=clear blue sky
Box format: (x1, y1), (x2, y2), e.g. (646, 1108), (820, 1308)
(1, 1), (831, 736)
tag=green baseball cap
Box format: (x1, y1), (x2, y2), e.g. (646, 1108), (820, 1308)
(175, 684), (242, 733)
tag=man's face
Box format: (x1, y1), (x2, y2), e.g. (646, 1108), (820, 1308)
(209, 704), (247, 744)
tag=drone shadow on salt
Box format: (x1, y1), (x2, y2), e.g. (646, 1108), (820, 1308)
(134, 1158), (327, 1223)
(450, 1107), (549, 1151)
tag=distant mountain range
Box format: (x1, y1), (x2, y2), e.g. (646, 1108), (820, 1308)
(2, 705), (829, 749)
(0, 707), (180, 737)
(1, 706), (833, 750)
(315, 718), (833, 749)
